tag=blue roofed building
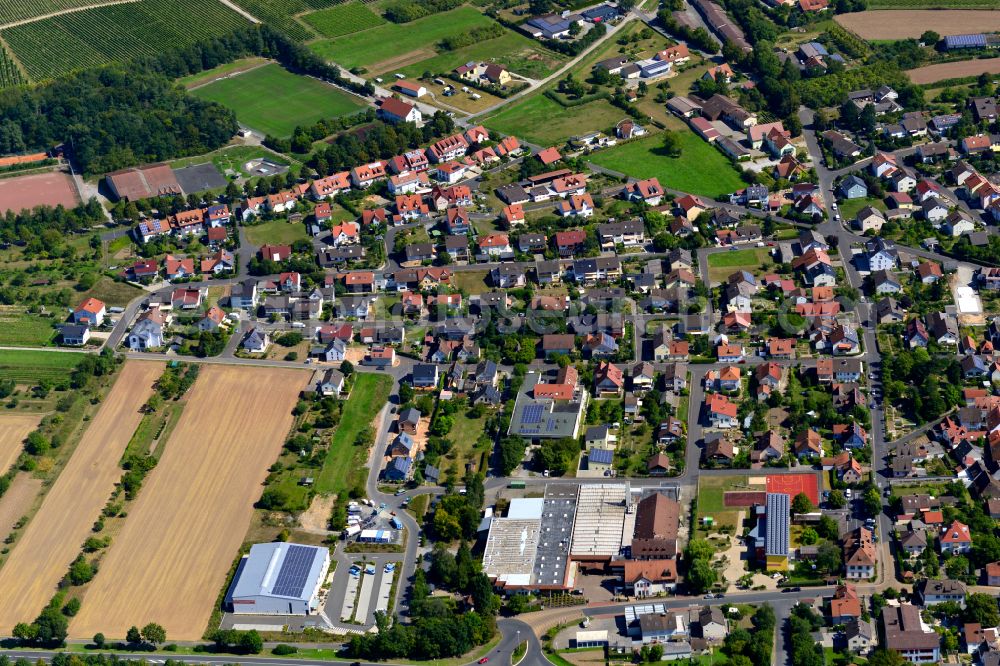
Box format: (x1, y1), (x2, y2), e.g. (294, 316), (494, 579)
(764, 492), (790, 571)
(224, 542), (331, 615)
(385, 456), (412, 481)
(525, 14), (577, 39)
(581, 4), (618, 21)
(944, 34), (986, 50)
(588, 447), (614, 472)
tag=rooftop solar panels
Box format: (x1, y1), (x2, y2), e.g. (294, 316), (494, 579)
(590, 448), (614, 464)
(765, 492), (790, 558)
(944, 34), (986, 49)
(270, 544), (316, 598)
(523, 404), (544, 424)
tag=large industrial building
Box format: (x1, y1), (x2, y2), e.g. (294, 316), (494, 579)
(225, 542), (331, 615)
(483, 483), (681, 591)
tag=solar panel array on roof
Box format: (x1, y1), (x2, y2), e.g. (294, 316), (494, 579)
(765, 492), (790, 557)
(271, 545), (315, 597)
(523, 404), (544, 424)
(590, 448), (614, 464)
(944, 34), (986, 49)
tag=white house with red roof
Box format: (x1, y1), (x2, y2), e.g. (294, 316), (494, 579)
(378, 97), (422, 125)
(171, 287), (204, 310)
(330, 221), (360, 246)
(311, 172), (351, 200)
(939, 520), (972, 554)
(259, 244), (292, 262)
(73, 297), (106, 326)
(478, 233), (514, 260)
(558, 193), (595, 218)
(464, 125), (490, 144)
(536, 147), (562, 165)
(392, 80), (426, 98)
(427, 134), (470, 163)
(434, 161), (468, 184)
(279, 272), (302, 292)
(351, 161), (388, 188)
(500, 204), (525, 227)
(622, 177), (664, 205)
(164, 255), (195, 280)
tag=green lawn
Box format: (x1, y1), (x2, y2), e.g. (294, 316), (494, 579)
(707, 248), (770, 269)
(589, 132), (746, 198)
(0, 349), (85, 383)
(82, 277), (144, 308)
(393, 30), (566, 79)
(443, 408), (490, 478)
(449, 270), (490, 293)
(302, 2), (386, 37)
(308, 6), (494, 72)
(315, 373), (393, 494)
(483, 93), (625, 146)
(0, 310), (56, 346)
(244, 218), (309, 246)
(838, 196), (885, 221)
(696, 474), (758, 534)
(191, 63), (366, 137)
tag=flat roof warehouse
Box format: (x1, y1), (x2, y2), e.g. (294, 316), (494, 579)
(482, 483), (679, 591)
(225, 542), (331, 615)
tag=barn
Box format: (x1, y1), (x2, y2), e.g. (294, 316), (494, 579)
(224, 542), (330, 615)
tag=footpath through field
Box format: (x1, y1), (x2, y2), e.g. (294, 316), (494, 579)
(0, 361), (161, 632)
(70, 365), (306, 640)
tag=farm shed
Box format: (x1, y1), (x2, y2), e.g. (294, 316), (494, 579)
(225, 542), (331, 615)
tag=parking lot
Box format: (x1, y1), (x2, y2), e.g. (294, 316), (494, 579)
(342, 500), (405, 545)
(335, 559), (400, 626)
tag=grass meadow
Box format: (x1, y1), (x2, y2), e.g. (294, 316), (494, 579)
(191, 63), (366, 137)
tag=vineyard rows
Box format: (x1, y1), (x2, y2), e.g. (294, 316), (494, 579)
(302, 1), (385, 38)
(1, 0), (249, 81)
(0, 0), (102, 26)
(0, 43), (24, 88)
(227, 0), (344, 40)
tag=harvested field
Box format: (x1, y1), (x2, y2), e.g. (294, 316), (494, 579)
(0, 361), (160, 633)
(0, 171), (78, 214)
(0, 475), (42, 545)
(0, 413), (41, 475)
(70, 365), (306, 640)
(907, 58), (1000, 84)
(835, 10), (1000, 40)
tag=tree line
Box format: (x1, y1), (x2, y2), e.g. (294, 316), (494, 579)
(307, 111), (456, 176)
(0, 198), (105, 253)
(0, 23), (376, 176)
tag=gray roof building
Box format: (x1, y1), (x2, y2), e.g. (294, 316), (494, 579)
(225, 542), (331, 615)
(765, 492), (789, 559)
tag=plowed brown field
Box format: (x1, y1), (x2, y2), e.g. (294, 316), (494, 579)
(0, 361), (161, 632)
(71, 365), (306, 640)
(835, 10), (1000, 40)
(0, 413), (41, 474)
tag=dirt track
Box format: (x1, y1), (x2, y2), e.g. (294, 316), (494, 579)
(0, 413), (41, 474)
(0, 361), (160, 632)
(836, 9), (1000, 40)
(70, 365), (307, 640)
(907, 58), (1000, 84)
